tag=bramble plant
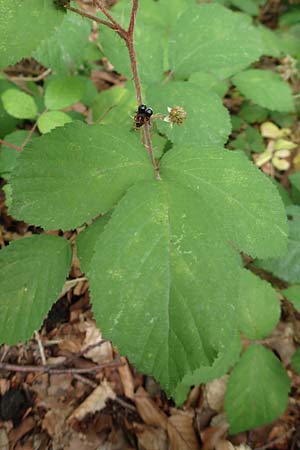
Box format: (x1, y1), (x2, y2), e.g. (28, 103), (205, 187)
(1, 0), (299, 434)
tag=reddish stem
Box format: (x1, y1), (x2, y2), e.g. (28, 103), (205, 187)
(0, 139), (22, 152)
(95, 0), (127, 37)
(68, 0), (159, 178)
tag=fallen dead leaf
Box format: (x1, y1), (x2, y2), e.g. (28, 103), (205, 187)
(118, 357), (135, 400)
(135, 423), (168, 450)
(134, 387), (168, 429)
(68, 379), (116, 423)
(205, 376), (228, 412)
(167, 409), (200, 450)
(80, 319), (113, 364)
(9, 417), (35, 449)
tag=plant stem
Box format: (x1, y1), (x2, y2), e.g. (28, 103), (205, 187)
(126, 39), (142, 105)
(66, 5), (118, 32)
(94, 0), (126, 36)
(0, 139), (22, 152)
(68, 0), (160, 178)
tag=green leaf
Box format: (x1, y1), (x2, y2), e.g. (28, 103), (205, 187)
(76, 213), (111, 275)
(9, 122), (154, 230)
(1, 89), (38, 119)
(239, 102), (269, 124)
(279, 9), (300, 28)
(229, 0), (259, 16)
(258, 25), (281, 58)
(148, 81), (231, 147)
(0, 80), (19, 138)
(0, 0), (63, 68)
(278, 25), (300, 58)
(281, 285), (300, 310)
(225, 345), (290, 434)
(45, 76), (87, 110)
(174, 330), (241, 405)
(233, 69), (295, 113)
(88, 180), (243, 393)
(189, 72), (229, 97)
(238, 270), (280, 339)
(0, 235), (72, 344)
(161, 146), (288, 258)
(289, 172), (300, 205)
(230, 126), (265, 154)
(34, 10), (90, 74)
(169, 3), (262, 79)
(37, 111), (73, 134)
(256, 205), (300, 283)
(99, 19), (165, 84)
(0, 130), (37, 179)
(291, 349), (300, 374)
(91, 85), (136, 126)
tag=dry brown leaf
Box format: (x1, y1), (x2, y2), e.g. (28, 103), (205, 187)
(68, 379), (116, 423)
(215, 440), (235, 450)
(0, 429), (9, 450)
(167, 410), (200, 450)
(118, 357), (135, 400)
(9, 417), (35, 449)
(42, 408), (71, 440)
(80, 320), (113, 364)
(205, 376), (228, 412)
(134, 387), (168, 429)
(135, 423), (168, 450)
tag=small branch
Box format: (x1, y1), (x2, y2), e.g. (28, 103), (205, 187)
(128, 0), (138, 36)
(0, 139), (22, 152)
(34, 331), (46, 365)
(126, 39), (142, 105)
(0, 358), (124, 374)
(8, 68), (52, 83)
(143, 125), (160, 180)
(66, 5), (118, 32)
(94, 0), (126, 37)
(21, 120), (39, 149)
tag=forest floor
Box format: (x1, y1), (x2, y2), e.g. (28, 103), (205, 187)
(1, 0), (300, 449)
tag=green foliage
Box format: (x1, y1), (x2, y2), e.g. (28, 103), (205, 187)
(148, 82), (231, 147)
(233, 69), (295, 112)
(1, 89), (38, 119)
(229, 0), (259, 16)
(45, 76), (87, 110)
(86, 180), (243, 393)
(0, 0), (294, 432)
(225, 345), (291, 434)
(239, 102), (269, 124)
(37, 111), (72, 134)
(189, 72), (229, 97)
(230, 126), (265, 154)
(0, 0), (63, 68)
(34, 10), (90, 74)
(291, 349), (300, 374)
(9, 122), (154, 230)
(281, 284), (300, 310)
(0, 130), (37, 179)
(91, 85), (136, 126)
(0, 235), (72, 344)
(238, 270), (280, 339)
(169, 3), (262, 79)
(256, 205), (300, 283)
(161, 146), (287, 259)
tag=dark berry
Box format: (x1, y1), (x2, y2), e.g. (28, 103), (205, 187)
(138, 104), (147, 113)
(145, 107), (153, 117)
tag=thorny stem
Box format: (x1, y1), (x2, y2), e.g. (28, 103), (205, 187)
(68, 0), (160, 179)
